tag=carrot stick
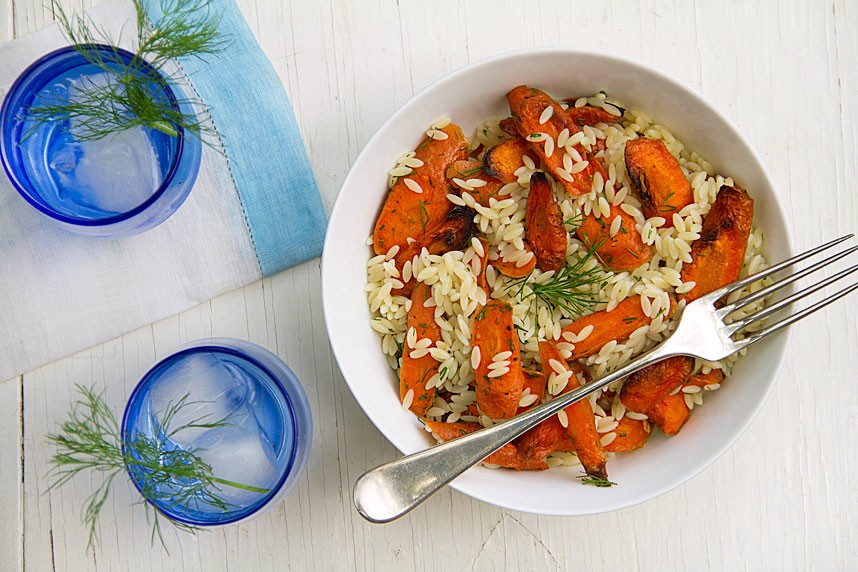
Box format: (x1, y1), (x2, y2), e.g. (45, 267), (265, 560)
(373, 124), (469, 255)
(539, 341), (608, 479)
(390, 205), (476, 296)
(624, 138), (694, 220)
(647, 392), (690, 436)
(649, 369), (726, 436)
(603, 417), (649, 453)
(620, 356), (694, 415)
(680, 185), (754, 303)
(471, 300), (525, 419)
(399, 282), (441, 415)
(525, 172), (568, 272)
(506, 86), (597, 196)
(576, 202), (652, 272)
(423, 420), (548, 471)
(483, 138), (538, 184)
(516, 416), (575, 461)
(559, 296), (654, 360)
(561, 101), (625, 126)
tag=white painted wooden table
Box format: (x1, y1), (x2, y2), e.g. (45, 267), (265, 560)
(1, 0), (857, 569)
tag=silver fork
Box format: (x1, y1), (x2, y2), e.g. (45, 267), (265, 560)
(353, 235), (858, 523)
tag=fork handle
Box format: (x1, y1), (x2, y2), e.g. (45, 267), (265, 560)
(353, 341), (679, 523)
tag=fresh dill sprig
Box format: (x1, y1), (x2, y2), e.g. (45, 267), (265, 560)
(505, 239), (608, 319)
(24, 0), (224, 141)
(46, 385), (270, 552)
(577, 472), (617, 487)
(562, 210), (584, 231)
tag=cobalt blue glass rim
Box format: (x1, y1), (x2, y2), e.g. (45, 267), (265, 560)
(120, 342), (300, 526)
(0, 43), (187, 226)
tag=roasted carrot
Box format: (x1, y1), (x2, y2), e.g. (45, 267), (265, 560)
(641, 370), (725, 436)
(561, 100), (625, 126)
(576, 203), (652, 272)
(373, 124), (469, 255)
(560, 296), (654, 360)
(679, 185), (754, 303)
(446, 160), (505, 207)
(624, 138), (694, 221)
(391, 205), (477, 296)
(516, 416), (575, 461)
(522, 368), (547, 403)
(498, 117), (519, 138)
(483, 138), (538, 184)
(524, 172), (568, 272)
(689, 369), (725, 388)
(620, 356), (694, 415)
(423, 420), (548, 471)
(603, 417), (649, 453)
(539, 341), (608, 479)
(647, 392), (690, 436)
(506, 86), (597, 196)
(399, 283), (441, 415)
(471, 300), (525, 419)
(490, 245), (538, 278)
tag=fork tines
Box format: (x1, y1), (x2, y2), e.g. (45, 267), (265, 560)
(702, 234), (858, 345)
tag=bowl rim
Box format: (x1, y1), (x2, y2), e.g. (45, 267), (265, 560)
(322, 47), (794, 516)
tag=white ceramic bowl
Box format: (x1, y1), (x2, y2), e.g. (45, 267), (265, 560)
(322, 49), (792, 516)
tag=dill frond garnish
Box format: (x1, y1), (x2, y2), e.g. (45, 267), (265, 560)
(505, 240), (608, 319)
(24, 0), (224, 141)
(562, 210), (584, 231)
(577, 472), (617, 487)
(46, 385), (270, 551)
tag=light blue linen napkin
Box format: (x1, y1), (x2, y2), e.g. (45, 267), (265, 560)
(0, 0), (327, 380)
(144, 0), (327, 275)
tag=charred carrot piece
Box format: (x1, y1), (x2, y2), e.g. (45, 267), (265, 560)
(498, 117), (519, 138)
(620, 356), (694, 415)
(490, 244), (537, 278)
(506, 86), (596, 195)
(423, 420), (548, 471)
(525, 172), (568, 272)
(373, 124), (469, 255)
(399, 283), (441, 415)
(561, 100), (625, 126)
(680, 185), (754, 303)
(472, 300), (525, 419)
(483, 138), (538, 184)
(576, 203), (652, 272)
(560, 296), (654, 360)
(446, 160), (505, 207)
(603, 416), (650, 453)
(391, 205), (476, 296)
(624, 138), (694, 221)
(539, 341), (608, 479)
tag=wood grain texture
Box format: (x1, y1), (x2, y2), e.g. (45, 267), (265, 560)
(3, 0), (858, 570)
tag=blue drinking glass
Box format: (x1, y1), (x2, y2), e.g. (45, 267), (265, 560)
(0, 45), (202, 237)
(121, 339), (313, 526)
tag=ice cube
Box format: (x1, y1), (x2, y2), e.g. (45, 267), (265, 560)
(147, 352), (254, 447)
(191, 409), (280, 507)
(60, 72), (162, 214)
(65, 127), (161, 214)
